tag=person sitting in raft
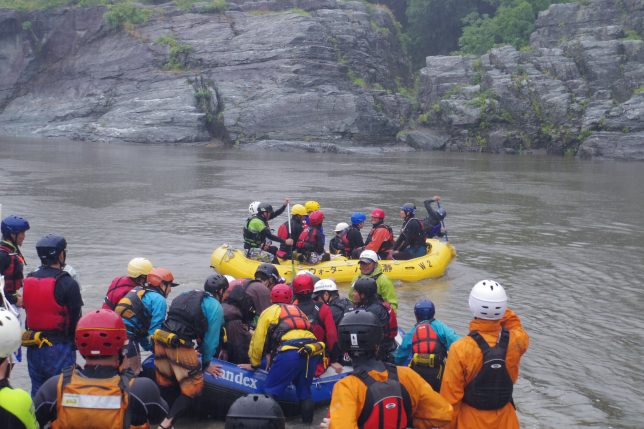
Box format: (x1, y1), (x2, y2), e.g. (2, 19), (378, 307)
(329, 222), (349, 256)
(302, 200), (321, 227)
(321, 310), (453, 429)
(276, 203), (306, 260)
(34, 309), (168, 429)
(240, 284), (325, 424)
(351, 249), (398, 311)
(296, 210), (330, 264)
(346, 211), (367, 258)
(393, 299), (460, 392)
(364, 209), (395, 260)
(243, 200), (292, 263)
(423, 195), (447, 238)
(393, 203), (427, 260)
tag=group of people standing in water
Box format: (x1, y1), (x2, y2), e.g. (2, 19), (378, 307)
(243, 197), (447, 265)
(1, 207), (529, 429)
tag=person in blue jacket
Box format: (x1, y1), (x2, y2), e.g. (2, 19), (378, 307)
(114, 267), (179, 375)
(393, 299), (460, 391)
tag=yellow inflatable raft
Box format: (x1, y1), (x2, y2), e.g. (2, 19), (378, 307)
(210, 239), (456, 283)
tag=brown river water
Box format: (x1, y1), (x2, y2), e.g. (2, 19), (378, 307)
(1, 137), (643, 428)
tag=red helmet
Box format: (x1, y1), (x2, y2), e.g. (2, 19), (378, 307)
(308, 210), (325, 226)
(371, 208), (385, 219)
(271, 284), (293, 304)
(292, 274), (314, 295)
(75, 309), (127, 358)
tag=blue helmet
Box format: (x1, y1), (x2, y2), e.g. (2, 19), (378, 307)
(1, 215), (30, 237)
(401, 203), (416, 217)
(351, 212), (367, 225)
(414, 299), (435, 321)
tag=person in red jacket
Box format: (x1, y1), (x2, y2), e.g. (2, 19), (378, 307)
(101, 257), (153, 310)
(292, 274), (339, 375)
(364, 209), (394, 260)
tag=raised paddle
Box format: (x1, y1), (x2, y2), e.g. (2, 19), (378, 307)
(287, 202), (296, 281)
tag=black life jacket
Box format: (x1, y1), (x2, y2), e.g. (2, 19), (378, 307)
(114, 287), (161, 338)
(365, 223), (394, 253)
(401, 218), (426, 247)
(355, 364), (412, 429)
(328, 297), (353, 327)
(462, 328), (514, 410)
(163, 290), (209, 342)
(297, 300), (325, 341)
(0, 241), (25, 294)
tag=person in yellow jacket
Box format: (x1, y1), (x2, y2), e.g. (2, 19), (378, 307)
(440, 280), (529, 429)
(323, 309), (453, 429)
(239, 283), (323, 424)
(0, 307), (38, 429)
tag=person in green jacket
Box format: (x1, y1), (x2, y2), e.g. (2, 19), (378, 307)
(351, 249), (397, 311)
(243, 200), (293, 263)
(0, 307), (38, 429)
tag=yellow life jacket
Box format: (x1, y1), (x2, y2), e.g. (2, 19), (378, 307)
(53, 366), (130, 429)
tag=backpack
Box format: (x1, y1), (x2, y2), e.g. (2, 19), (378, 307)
(355, 365), (412, 429)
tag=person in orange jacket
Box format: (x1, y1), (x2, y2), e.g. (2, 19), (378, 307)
(323, 309), (453, 429)
(440, 280), (529, 429)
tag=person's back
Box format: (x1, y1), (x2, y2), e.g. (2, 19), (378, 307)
(440, 280), (528, 429)
(102, 258), (153, 310)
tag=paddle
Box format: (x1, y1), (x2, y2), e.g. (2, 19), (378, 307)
(287, 202), (296, 281)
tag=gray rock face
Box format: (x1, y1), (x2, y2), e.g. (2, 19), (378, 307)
(0, 0), (410, 145)
(416, 0), (644, 160)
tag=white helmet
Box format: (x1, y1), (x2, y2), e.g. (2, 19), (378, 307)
(334, 222), (349, 233)
(469, 280), (507, 320)
(358, 249), (379, 263)
(313, 279), (338, 294)
(0, 308), (22, 358)
(224, 275), (235, 283)
(248, 201), (261, 216)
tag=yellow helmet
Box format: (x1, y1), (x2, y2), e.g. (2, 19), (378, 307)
(305, 200), (320, 213)
(127, 257), (153, 278)
(291, 204), (307, 216)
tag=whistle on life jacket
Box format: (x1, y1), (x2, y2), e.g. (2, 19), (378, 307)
(411, 352), (436, 367)
(153, 329), (184, 347)
(21, 330), (53, 348)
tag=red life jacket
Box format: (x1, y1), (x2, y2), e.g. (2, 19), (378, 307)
(355, 365), (412, 429)
(411, 322), (446, 358)
(382, 301), (398, 341)
(297, 227), (319, 251)
(269, 304), (312, 350)
(365, 224), (394, 252)
(23, 273), (70, 333)
(277, 222), (289, 241)
(0, 241), (25, 294)
(102, 276), (138, 310)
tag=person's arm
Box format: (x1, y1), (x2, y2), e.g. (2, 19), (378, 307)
(439, 339), (467, 420)
(328, 377), (362, 429)
(270, 203), (287, 219)
(58, 275), (84, 337)
(399, 367), (453, 428)
(34, 375), (60, 427)
(248, 306), (277, 367)
(432, 320), (461, 350)
(321, 305), (337, 357)
(129, 377), (169, 426)
(146, 294), (167, 338)
(248, 284), (271, 315)
(199, 297), (224, 366)
(262, 225), (285, 244)
(365, 228), (387, 252)
(393, 328), (414, 365)
(376, 275), (397, 311)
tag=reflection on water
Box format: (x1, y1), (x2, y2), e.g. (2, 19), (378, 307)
(1, 137), (643, 428)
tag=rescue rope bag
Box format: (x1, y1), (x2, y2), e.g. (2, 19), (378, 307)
(355, 364), (412, 429)
(53, 366), (131, 429)
(462, 328), (514, 410)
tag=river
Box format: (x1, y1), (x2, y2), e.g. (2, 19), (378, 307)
(1, 137), (643, 429)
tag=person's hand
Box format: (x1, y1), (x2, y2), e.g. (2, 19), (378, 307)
(320, 417), (330, 428)
(433, 195), (441, 201)
(238, 363), (255, 371)
(285, 238), (294, 246)
(205, 362), (223, 377)
(284, 198), (290, 205)
(330, 362), (343, 374)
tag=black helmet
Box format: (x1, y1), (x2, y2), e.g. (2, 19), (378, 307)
(36, 234), (67, 265)
(257, 203), (274, 215)
(338, 309), (383, 354)
(204, 273), (229, 296)
(353, 277), (377, 298)
(225, 394), (285, 429)
(255, 263), (279, 283)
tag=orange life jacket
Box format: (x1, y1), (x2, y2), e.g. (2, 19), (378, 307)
(53, 366), (130, 429)
(269, 304), (312, 351)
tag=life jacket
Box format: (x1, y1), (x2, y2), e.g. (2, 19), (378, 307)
(297, 226), (322, 253)
(163, 290), (209, 342)
(382, 301), (398, 342)
(0, 241), (25, 294)
(23, 272), (70, 334)
(296, 300), (325, 341)
(365, 224), (394, 253)
(420, 218), (442, 238)
(328, 297), (353, 327)
(53, 366), (130, 429)
(462, 328), (514, 410)
(114, 287), (159, 338)
(103, 276), (138, 310)
(355, 365), (412, 429)
(269, 304), (312, 352)
(401, 218), (426, 247)
(243, 216), (266, 249)
(409, 322), (447, 391)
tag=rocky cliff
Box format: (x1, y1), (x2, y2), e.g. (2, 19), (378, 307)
(413, 0), (644, 160)
(0, 0), (411, 146)
(1, 0), (643, 160)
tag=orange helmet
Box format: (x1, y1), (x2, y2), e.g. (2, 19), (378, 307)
(147, 268), (179, 288)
